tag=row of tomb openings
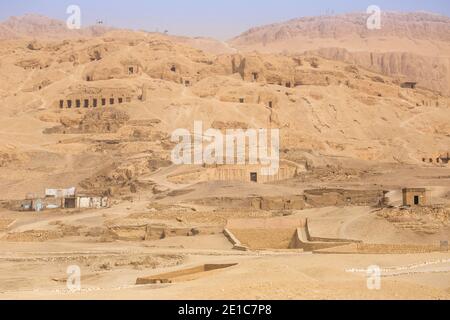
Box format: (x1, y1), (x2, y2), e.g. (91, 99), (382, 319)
(19, 58), (421, 95)
(83, 65), (290, 89)
(422, 154), (450, 164)
(58, 91), (273, 109)
(59, 96), (131, 109)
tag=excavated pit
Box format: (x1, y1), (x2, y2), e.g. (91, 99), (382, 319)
(224, 216), (359, 251)
(136, 263), (238, 284)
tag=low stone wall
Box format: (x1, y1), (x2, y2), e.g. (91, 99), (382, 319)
(192, 195), (306, 210)
(108, 224), (222, 241)
(191, 189), (386, 211)
(304, 189), (386, 207)
(223, 228), (249, 251)
(290, 227), (361, 252)
(260, 196), (306, 210)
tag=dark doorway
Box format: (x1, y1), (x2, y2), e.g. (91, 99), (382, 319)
(110, 98), (114, 105)
(128, 67), (134, 74)
(64, 198), (76, 209)
(76, 99), (81, 108)
(67, 100), (72, 108)
(171, 65), (176, 72)
(84, 99), (89, 108)
(414, 196), (420, 205)
(268, 101), (273, 108)
(239, 98), (244, 103)
(59, 100), (64, 108)
(118, 98), (123, 104)
(102, 98), (106, 106)
(250, 172), (258, 183)
(252, 72), (258, 81)
(93, 99), (97, 108)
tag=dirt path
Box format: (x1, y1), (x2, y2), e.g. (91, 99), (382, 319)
(337, 207), (374, 239)
(9, 210), (107, 233)
(141, 164), (194, 191)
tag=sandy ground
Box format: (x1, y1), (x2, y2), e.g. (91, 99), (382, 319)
(0, 193), (449, 300)
(0, 244), (448, 300)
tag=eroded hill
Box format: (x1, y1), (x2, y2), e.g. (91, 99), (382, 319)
(0, 23), (448, 200)
(229, 12), (450, 95)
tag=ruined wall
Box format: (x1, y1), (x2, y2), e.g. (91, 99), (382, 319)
(260, 196), (305, 210)
(191, 195), (306, 210)
(304, 189), (387, 207)
(207, 162), (302, 184)
(108, 224), (222, 241)
(44, 107), (130, 134)
(421, 152), (450, 165)
(191, 196), (262, 209)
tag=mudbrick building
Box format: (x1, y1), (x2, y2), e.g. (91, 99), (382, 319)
(402, 188), (427, 206)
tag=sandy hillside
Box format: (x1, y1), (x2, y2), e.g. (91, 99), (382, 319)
(0, 19), (449, 199)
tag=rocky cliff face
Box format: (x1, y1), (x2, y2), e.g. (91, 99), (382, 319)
(308, 48), (450, 95)
(229, 12), (450, 95)
(230, 12), (450, 45)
